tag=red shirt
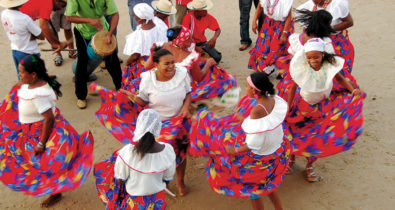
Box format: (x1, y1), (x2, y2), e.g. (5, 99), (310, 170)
(19, 0), (53, 21)
(182, 11), (219, 44)
(176, 0), (192, 6)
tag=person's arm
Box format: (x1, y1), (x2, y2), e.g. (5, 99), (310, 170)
(180, 93), (191, 118)
(106, 12), (119, 44)
(119, 89), (148, 107)
(66, 16), (104, 30)
(280, 9), (292, 44)
(207, 28), (221, 49)
(39, 19), (68, 49)
(144, 54), (154, 70)
(333, 14), (353, 31)
(225, 145), (250, 155)
(334, 73), (360, 95)
(126, 53), (141, 66)
(287, 80), (297, 108)
(34, 109), (55, 155)
(252, 3), (263, 34)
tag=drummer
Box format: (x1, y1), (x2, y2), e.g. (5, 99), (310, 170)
(65, 0), (122, 109)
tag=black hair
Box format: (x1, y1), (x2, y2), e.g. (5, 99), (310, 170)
(134, 132), (156, 159)
(21, 54), (62, 97)
(250, 72), (275, 97)
(322, 52), (337, 65)
(152, 47), (172, 63)
(295, 9), (335, 38)
(167, 26), (182, 41)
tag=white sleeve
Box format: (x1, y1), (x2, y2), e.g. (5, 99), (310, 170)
(25, 16), (42, 37)
(123, 32), (143, 56)
(245, 133), (262, 151)
(114, 155), (130, 181)
(184, 73), (192, 93)
(137, 74), (150, 102)
(163, 146), (176, 181)
(32, 96), (54, 114)
(336, 0), (350, 18)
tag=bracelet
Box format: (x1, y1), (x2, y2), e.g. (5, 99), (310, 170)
(282, 31), (288, 34)
(235, 147), (239, 153)
(37, 142), (45, 148)
(352, 89), (358, 94)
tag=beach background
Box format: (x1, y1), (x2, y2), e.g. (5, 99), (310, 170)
(0, 0), (394, 209)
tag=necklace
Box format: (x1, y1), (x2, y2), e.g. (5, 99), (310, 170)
(266, 0), (280, 16)
(309, 65), (327, 89)
(313, 0), (332, 11)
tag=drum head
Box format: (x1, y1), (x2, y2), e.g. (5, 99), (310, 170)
(91, 30), (117, 57)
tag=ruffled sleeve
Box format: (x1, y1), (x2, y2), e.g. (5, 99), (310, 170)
(114, 150), (130, 181)
(123, 30), (144, 56)
(18, 84), (56, 114)
(162, 144), (176, 181)
(287, 33), (302, 56)
(137, 71), (151, 102)
(333, 0), (349, 19)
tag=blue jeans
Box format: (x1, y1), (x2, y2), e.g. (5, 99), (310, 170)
(128, 0), (154, 30)
(239, 0), (264, 45)
(12, 50), (40, 80)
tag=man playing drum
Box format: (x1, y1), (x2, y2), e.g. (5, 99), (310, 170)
(65, 0), (122, 109)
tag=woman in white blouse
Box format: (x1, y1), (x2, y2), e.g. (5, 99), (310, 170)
(297, 0), (355, 73)
(0, 55), (93, 208)
(94, 109), (175, 209)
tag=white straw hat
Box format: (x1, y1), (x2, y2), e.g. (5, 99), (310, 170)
(151, 0), (177, 15)
(0, 0), (28, 8)
(187, 0), (213, 10)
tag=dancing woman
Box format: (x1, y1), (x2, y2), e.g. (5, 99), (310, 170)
(122, 3), (167, 90)
(297, 0), (355, 73)
(285, 38), (364, 182)
(189, 72), (291, 210)
(0, 55), (93, 207)
(248, 0), (294, 74)
(94, 109), (176, 209)
(91, 47), (191, 196)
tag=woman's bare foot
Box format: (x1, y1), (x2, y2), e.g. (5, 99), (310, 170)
(40, 193), (62, 208)
(305, 167), (322, 182)
(178, 183), (189, 196)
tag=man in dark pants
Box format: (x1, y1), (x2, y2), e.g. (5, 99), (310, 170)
(65, 0), (122, 109)
(239, 0), (264, 51)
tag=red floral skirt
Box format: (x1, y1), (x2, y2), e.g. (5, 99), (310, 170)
(331, 30), (354, 74)
(121, 56), (148, 91)
(0, 85), (94, 197)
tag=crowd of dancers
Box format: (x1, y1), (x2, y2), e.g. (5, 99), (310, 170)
(0, 0), (364, 209)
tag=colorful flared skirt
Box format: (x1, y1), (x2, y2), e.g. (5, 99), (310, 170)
(121, 56), (148, 91)
(248, 17), (294, 73)
(284, 87), (364, 158)
(89, 83), (189, 166)
(0, 85), (94, 197)
(189, 96), (290, 198)
(331, 30), (354, 74)
(94, 151), (166, 210)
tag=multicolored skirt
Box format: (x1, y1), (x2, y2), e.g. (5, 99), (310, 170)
(0, 86), (94, 197)
(248, 17), (294, 73)
(191, 63), (237, 102)
(189, 96), (291, 198)
(89, 83), (189, 166)
(94, 151), (167, 210)
(284, 88), (364, 158)
(330, 30), (354, 74)
(121, 56), (148, 91)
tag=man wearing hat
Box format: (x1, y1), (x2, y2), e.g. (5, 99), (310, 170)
(19, 0), (70, 65)
(65, 0), (122, 109)
(0, 0), (45, 79)
(152, 0), (177, 32)
(182, 0), (222, 63)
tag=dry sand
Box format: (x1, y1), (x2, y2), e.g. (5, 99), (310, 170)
(0, 0), (394, 209)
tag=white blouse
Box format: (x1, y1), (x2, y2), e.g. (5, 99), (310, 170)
(18, 84), (56, 124)
(137, 66), (192, 120)
(297, 0), (350, 32)
(260, 0), (293, 21)
(241, 96), (288, 156)
(287, 33), (335, 56)
(123, 25), (168, 56)
(290, 50), (344, 104)
(114, 143), (176, 196)
(153, 16), (168, 35)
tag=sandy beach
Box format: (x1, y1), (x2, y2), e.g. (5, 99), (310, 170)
(0, 0), (394, 209)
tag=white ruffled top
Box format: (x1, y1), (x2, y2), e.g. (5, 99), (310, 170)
(18, 83), (56, 124)
(153, 16), (168, 35)
(114, 143), (176, 196)
(260, 0), (293, 21)
(297, 0), (350, 33)
(176, 49), (200, 72)
(290, 50), (345, 104)
(287, 33), (335, 56)
(241, 96), (288, 155)
(123, 25), (168, 56)
(137, 65), (192, 120)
